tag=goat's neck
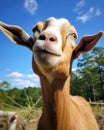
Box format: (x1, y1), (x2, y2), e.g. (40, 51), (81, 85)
(40, 75), (71, 130)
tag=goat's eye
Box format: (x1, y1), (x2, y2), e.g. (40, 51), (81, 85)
(67, 33), (77, 40)
(71, 33), (77, 39)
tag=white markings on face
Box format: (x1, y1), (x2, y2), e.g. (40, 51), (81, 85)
(32, 17), (78, 77)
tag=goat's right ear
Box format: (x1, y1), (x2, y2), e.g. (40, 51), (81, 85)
(72, 31), (103, 59)
(0, 21), (34, 51)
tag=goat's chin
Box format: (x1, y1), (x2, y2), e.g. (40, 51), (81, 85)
(33, 52), (62, 67)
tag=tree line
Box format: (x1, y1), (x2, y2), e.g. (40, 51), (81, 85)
(0, 82), (42, 108)
(0, 47), (104, 108)
(71, 47), (104, 101)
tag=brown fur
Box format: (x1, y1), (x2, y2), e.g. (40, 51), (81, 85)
(32, 56), (99, 130)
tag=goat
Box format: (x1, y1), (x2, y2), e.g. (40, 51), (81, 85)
(0, 17), (103, 130)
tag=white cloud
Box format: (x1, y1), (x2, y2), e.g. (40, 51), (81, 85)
(74, 0), (85, 12)
(89, 7), (94, 13)
(7, 72), (24, 78)
(77, 14), (89, 23)
(24, 0), (38, 15)
(13, 79), (35, 88)
(96, 9), (102, 16)
(6, 71), (40, 88)
(74, 0), (102, 23)
(76, 0), (85, 9)
(27, 73), (39, 81)
(76, 7), (102, 23)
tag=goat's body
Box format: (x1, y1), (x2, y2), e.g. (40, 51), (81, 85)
(37, 77), (99, 130)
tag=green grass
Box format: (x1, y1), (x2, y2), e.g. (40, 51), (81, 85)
(0, 106), (24, 112)
(91, 105), (104, 112)
(1, 105), (104, 113)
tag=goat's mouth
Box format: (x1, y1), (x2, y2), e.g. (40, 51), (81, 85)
(35, 48), (61, 57)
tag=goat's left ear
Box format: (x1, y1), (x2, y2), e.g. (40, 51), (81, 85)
(0, 21), (34, 51)
(72, 32), (104, 59)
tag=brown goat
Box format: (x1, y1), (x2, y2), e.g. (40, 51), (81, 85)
(0, 17), (103, 130)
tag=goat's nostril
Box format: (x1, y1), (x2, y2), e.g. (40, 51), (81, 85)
(49, 36), (57, 42)
(49, 37), (55, 41)
(38, 34), (46, 40)
(38, 33), (57, 42)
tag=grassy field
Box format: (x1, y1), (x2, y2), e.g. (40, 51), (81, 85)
(92, 105), (104, 112)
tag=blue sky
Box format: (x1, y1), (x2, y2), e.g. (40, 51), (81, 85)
(0, 0), (104, 88)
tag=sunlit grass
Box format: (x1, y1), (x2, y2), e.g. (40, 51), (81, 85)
(91, 105), (104, 113)
(0, 106), (22, 112)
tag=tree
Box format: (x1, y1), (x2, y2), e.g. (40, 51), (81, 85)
(71, 47), (104, 101)
(0, 81), (11, 90)
(0, 81), (11, 107)
(91, 47), (104, 99)
(0, 81), (42, 108)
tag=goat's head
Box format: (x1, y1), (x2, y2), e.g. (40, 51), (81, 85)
(0, 17), (103, 81)
(32, 17), (78, 79)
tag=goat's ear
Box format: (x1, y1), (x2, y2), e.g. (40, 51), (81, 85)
(0, 21), (34, 51)
(72, 32), (103, 59)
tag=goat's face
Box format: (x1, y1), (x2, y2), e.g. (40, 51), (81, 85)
(32, 17), (78, 77)
(0, 17), (103, 79)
